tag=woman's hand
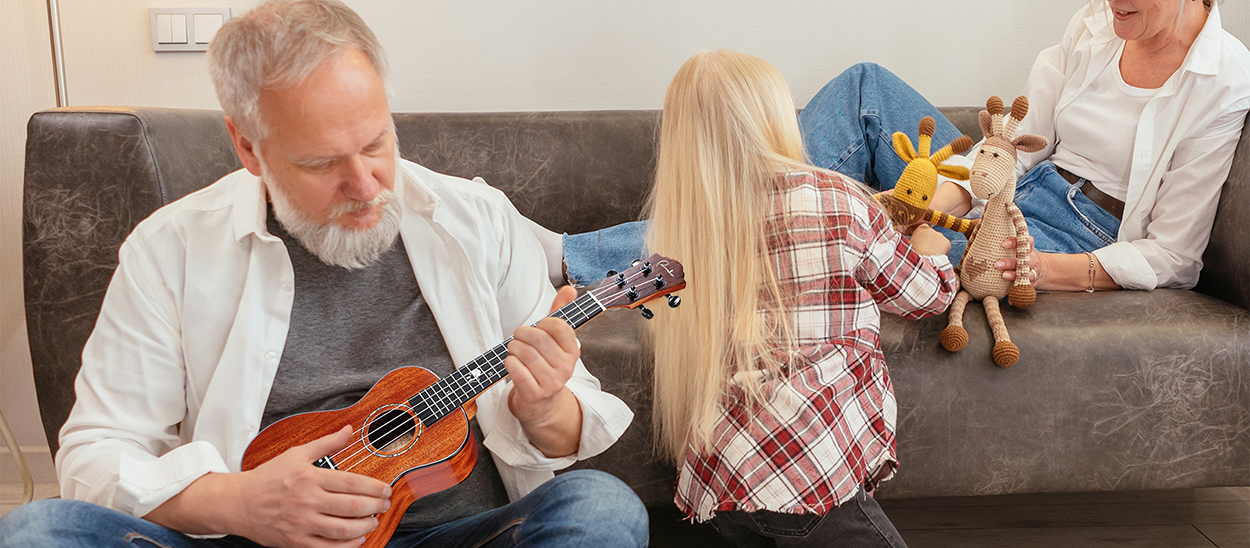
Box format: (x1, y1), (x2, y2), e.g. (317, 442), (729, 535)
(994, 235), (1042, 286)
(908, 223), (951, 257)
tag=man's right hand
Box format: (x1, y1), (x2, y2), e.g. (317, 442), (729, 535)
(234, 425), (393, 547)
(145, 425), (392, 548)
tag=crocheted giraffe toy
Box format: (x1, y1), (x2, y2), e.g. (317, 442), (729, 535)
(940, 96), (1047, 367)
(878, 116), (975, 233)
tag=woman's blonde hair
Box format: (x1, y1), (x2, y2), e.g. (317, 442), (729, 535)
(645, 50), (815, 464)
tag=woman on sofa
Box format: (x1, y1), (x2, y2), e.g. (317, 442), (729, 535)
(543, 0), (1250, 293)
(641, 48), (956, 547)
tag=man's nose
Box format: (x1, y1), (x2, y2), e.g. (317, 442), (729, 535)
(340, 155), (380, 202)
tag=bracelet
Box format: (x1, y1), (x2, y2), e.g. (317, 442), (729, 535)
(1084, 252), (1096, 293)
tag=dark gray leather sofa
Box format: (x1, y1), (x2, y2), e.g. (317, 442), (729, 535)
(23, 107), (1249, 511)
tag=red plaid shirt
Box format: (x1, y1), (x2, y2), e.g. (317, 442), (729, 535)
(675, 170), (958, 521)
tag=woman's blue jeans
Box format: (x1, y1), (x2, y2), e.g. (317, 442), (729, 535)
(0, 470), (647, 548)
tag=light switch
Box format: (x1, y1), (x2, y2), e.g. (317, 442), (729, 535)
(155, 14), (173, 44)
(151, 7), (231, 52)
(194, 13), (225, 44)
(171, 14), (188, 44)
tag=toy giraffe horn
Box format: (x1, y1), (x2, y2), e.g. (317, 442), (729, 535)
(987, 96), (1005, 137)
(1004, 96), (1029, 140)
(918, 116), (935, 157)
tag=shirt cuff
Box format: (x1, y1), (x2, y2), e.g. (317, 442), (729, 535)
(1093, 242), (1158, 290)
(481, 381), (633, 471)
(114, 440), (230, 518)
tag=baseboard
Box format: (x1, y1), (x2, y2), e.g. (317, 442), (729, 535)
(0, 447), (56, 485)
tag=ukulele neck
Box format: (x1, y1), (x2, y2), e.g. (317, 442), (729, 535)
(408, 292), (606, 426)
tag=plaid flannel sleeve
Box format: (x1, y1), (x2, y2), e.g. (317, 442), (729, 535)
(855, 209), (959, 320)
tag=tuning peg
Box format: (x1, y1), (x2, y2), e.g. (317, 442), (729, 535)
(652, 275), (665, 289)
(627, 286), (638, 301)
(631, 259), (642, 267)
(615, 273), (627, 287)
(641, 261), (653, 275)
(666, 294), (681, 308)
(639, 305), (654, 320)
(605, 270), (617, 278)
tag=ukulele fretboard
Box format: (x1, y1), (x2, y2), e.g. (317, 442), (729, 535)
(409, 292), (605, 426)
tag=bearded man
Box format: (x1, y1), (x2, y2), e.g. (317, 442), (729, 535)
(0, 1), (645, 546)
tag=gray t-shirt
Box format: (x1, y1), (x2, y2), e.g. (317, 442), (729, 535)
(260, 211), (510, 529)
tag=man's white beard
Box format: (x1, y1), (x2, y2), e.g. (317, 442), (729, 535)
(264, 166), (404, 270)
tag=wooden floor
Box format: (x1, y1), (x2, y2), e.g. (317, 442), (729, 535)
(4, 449), (1247, 546)
(647, 486), (1249, 547)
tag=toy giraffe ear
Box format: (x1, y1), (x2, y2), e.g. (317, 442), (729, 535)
(937, 165), (971, 181)
(893, 132), (918, 161)
(1012, 134), (1048, 153)
(979, 110), (993, 139)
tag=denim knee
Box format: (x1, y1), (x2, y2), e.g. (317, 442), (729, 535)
(538, 470), (648, 546)
(0, 499), (102, 546)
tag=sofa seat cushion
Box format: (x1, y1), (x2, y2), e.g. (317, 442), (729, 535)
(569, 290), (1249, 505)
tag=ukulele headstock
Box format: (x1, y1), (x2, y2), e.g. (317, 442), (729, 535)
(587, 254), (685, 316)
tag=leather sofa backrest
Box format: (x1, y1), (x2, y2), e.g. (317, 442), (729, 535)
(23, 106), (1249, 452)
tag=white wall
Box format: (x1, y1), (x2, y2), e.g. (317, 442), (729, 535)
(0, 0), (56, 453)
(4, 0), (1250, 452)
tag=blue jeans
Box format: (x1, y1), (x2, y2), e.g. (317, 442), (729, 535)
(562, 221), (649, 287)
(1014, 161), (1122, 255)
(799, 62), (965, 194)
(0, 470), (648, 548)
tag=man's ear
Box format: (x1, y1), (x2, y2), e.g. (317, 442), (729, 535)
(225, 116), (263, 176)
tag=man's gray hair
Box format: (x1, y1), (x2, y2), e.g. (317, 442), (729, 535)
(207, 0), (388, 140)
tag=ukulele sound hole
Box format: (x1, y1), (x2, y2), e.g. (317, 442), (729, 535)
(366, 409), (418, 453)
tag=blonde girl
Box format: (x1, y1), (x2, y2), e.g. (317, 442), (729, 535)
(646, 50), (959, 547)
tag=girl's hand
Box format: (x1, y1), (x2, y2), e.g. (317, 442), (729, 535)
(908, 223), (951, 257)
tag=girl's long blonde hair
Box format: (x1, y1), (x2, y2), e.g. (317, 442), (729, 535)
(645, 50), (815, 464)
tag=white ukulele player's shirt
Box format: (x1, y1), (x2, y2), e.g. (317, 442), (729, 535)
(56, 159), (634, 520)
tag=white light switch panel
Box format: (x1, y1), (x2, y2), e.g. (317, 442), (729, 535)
(150, 8), (231, 52)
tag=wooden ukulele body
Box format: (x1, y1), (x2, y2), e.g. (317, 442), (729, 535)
(238, 253), (687, 548)
(241, 366), (478, 548)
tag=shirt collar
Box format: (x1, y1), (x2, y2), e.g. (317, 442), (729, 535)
(228, 159), (443, 242)
(1086, 3), (1223, 76)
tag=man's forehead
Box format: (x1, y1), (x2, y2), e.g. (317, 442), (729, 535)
(256, 49), (391, 154)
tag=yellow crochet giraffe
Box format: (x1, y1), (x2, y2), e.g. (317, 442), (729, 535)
(878, 116), (976, 236)
(940, 96), (1048, 367)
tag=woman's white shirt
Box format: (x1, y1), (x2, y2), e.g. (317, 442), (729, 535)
(1048, 41), (1156, 202)
(1016, 2), (1250, 289)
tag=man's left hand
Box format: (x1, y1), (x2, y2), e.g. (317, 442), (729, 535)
(503, 286), (583, 456)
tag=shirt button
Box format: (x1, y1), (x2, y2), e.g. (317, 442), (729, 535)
(244, 425), (256, 434)
(265, 351), (276, 360)
(280, 282), (292, 292)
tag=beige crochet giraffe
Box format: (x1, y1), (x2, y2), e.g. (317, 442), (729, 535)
(940, 96), (1048, 367)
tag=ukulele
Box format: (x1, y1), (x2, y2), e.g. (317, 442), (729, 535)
(241, 253), (685, 547)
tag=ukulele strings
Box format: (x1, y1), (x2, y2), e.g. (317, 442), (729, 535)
(329, 294), (602, 472)
(328, 269), (650, 472)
